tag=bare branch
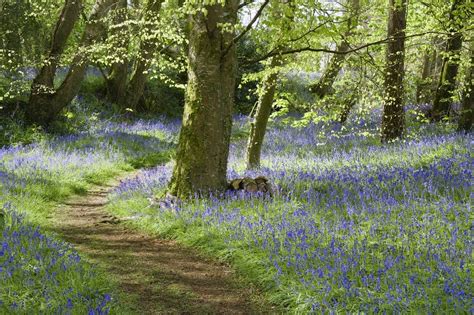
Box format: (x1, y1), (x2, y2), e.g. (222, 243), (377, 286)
(243, 30), (466, 64)
(222, 0), (270, 58)
(233, 0), (270, 45)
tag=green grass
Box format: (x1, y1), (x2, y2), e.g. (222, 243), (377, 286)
(0, 119), (176, 313)
(104, 118), (472, 313)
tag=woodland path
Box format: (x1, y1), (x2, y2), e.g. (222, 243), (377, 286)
(50, 171), (273, 315)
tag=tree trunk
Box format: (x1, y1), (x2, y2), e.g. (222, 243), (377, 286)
(431, 0), (465, 121)
(458, 51), (473, 132)
(309, 0), (360, 99)
(416, 50), (433, 104)
(381, 0), (407, 142)
(122, 0), (163, 111)
(338, 96), (357, 124)
(106, 0), (129, 104)
(244, 0), (295, 170)
(169, 1), (239, 197)
(26, 0), (115, 126)
(310, 42), (349, 99)
(29, 0), (82, 96)
(246, 57), (281, 169)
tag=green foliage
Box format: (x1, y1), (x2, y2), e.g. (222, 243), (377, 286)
(0, 117), (46, 147)
(140, 79), (185, 117)
(106, 116), (471, 313)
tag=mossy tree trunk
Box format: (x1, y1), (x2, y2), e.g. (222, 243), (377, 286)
(106, 0), (129, 104)
(381, 0), (407, 142)
(120, 0), (163, 111)
(169, 1), (239, 197)
(338, 96), (357, 124)
(246, 56), (281, 170)
(458, 51), (473, 132)
(244, 0), (295, 170)
(431, 0), (465, 122)
(28, 0), (82, 102)
(416, 50), (434, 104)
(26, 0), (115, 126)
(310, 42), (349, 99)
(309, 0), (360, 100)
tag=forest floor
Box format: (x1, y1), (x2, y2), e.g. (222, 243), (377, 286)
(49, 171), (272, 315)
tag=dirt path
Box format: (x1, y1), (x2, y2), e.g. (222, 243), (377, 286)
(51, 173), (273, 315)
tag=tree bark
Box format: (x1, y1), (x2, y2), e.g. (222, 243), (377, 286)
(416, 50), (433, 104)
(246, 57), (281, 169)
(458, 51), (473, 132)
(106, 0), (129, 104)
(309, 0), (360, 99)
(169, 1), (239, 197)
(431, 0), (465, 121)
(244, 0), (295, 170)
(338, 96), (357, 124)
(26, 0), (115, 126)
(122, 0), (163, 111)
(381, 0), (407, 142)
(30, 0), (82, 94)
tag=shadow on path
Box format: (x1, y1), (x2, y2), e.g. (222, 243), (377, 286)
(50, 173), (273, 315)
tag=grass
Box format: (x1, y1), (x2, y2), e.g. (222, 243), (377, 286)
(105, 109), (473, 313)
(0, 118), (177, 313)
(1, 104), (471, 313)
(1, 205), (117, 313)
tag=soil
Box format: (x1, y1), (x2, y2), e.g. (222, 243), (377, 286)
(51, 172), (276, 315)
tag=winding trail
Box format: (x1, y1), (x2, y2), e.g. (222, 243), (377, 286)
(51, 172), (272, 314)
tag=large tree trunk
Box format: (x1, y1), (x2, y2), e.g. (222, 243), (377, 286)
(106, 0), (129, 104)
(381, 0), (407, 142)
(309, 0), (360, 99)
(246, 57), (281, 170)
(169, 1), (238, 197)
(431, 0), (465, 122)
(122, 0), (163, 111)
(26, 0), (115, 126)
(458, 51), (473, 132)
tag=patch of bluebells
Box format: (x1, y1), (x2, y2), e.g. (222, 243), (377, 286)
(0, 118), (178, 313)
(114, 164), (172, 199)
(110, 114), (473, 312)
(0, 118), (176, 208)
(0, 203), (113, 313)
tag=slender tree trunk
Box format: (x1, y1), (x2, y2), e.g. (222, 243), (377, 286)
(106, 0), (129, 104)
(458, 51), (473, 132)
(122, 0), (163, 111)
(309, 0), (360, 99)
(338, 96), (357, 124)
(244, 0), (295, 170)
(169, 1), (239, 197)
(246, 57), (281, 169)
(416, 50), (433, 104)
(29, 0), (82, 96)
(26, 0), (115, 126)
(431, 0), (465, 121)
(310, 42), (349, 99)
(381, 0), (407, 142)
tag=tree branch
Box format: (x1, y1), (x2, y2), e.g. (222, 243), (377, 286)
(244, 30), (465, 64)
(222, 0), (270, 57)
(234, 0), (270, 44)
